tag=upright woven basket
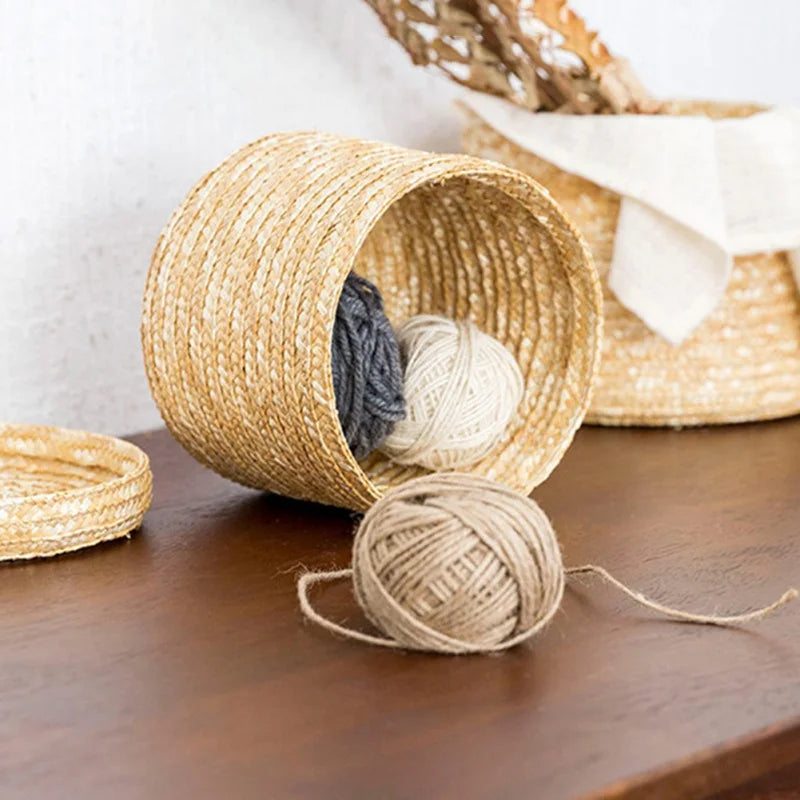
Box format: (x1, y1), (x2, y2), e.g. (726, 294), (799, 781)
(142, 132), (602, 511)
(463, 103), (800, 426)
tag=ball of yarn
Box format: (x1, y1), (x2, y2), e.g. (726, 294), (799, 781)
(299, 479), (798, 655)
(352, 473), (565, 654)
(381, 315), (524, 470)
(331, 273), (405, 460)
(299, 476), (798, 654)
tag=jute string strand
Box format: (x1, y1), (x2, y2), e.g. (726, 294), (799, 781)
(297, 474), (797, 654)
(565, 566), (797, 626)
(298, 567), (797, 652)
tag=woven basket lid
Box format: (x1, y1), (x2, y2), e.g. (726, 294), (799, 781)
(462, 102), (800, 427)
(142, 132), (602, 510)
(0, 424), (152, 561)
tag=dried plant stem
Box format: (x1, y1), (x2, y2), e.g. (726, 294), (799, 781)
(363, 0), (660, 114)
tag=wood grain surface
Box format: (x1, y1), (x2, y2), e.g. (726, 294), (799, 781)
(1, 421), (799, 799)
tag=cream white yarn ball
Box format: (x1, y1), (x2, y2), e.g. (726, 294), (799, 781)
(381, 315), (524, 470)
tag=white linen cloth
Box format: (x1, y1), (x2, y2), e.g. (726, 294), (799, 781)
(461, 93), (800, 344)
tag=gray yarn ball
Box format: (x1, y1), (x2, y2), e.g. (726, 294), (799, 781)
(332, 274), (406, 460)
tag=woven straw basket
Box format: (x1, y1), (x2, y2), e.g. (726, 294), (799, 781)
(462, 102), (800, 426)
(142, 132), (602, 511)
(0, 423), (152, 561)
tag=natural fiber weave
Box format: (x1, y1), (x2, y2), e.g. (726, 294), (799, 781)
(462, 102), (800, 426)
(142, 132), (602, 510)
(0, 424), (152, 561)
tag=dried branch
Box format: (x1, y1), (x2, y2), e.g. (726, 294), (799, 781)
(363, 0), (660, 113)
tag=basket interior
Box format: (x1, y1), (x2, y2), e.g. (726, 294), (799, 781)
(350, 173), (593, 496)
(0, 429), (141, 501)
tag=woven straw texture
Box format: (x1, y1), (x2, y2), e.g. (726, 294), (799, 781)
(142, 132), (602, 511)
(0, 424), (152, 561)
(463, 102), (800, 426)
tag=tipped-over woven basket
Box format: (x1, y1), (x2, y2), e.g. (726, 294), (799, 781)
(142, 132), (602, 511)
(463, 102), (800, 426)
(0, 424), (152, 561)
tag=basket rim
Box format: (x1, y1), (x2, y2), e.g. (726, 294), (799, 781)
(0, 423), (153, 560)
(0, 423), (150, 504)
(318, 150), (603, 504)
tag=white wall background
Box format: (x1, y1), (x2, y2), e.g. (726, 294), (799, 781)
(2, 0), (799, 435)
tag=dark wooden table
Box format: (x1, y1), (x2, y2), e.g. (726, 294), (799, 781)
(2, 421), (800, 799)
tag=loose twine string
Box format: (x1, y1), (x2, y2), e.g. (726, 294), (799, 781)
(297, 474), (797, 655)
(298, 568), (798, 652)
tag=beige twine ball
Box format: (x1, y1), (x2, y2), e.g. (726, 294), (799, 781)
(298, 474), (797, 655)
(381, 315), (524, 470)
(352, 474), (564, 653)
(312, 474), (564, 654)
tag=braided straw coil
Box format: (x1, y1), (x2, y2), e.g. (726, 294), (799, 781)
(462, 102), (800, 426)
(142, 132), (602, 511)
(0, 424), (152, 561)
